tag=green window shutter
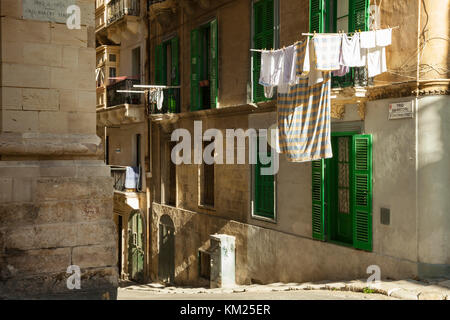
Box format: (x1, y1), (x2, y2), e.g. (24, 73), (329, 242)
(350, 0), (370, 32)
(209, 19), (219, 109)
(190, 29), (201, 111)
(253, 0), (274, 103)
(312, 159), (325, 240)
(254, 137), (275, 219)
(352, 134), (373, 251)
(309, 0), (324, 33)
(171, 37), (180, 86)
(169, 37), (179, 113)
(155, 44), (163, 85)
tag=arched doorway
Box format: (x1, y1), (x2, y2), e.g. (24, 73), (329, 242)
(128, 211), (144, 283)
(158, 214), (175, 284)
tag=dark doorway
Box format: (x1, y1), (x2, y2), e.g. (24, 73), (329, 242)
(158, 215), (175, 284)
(105, 135), (110, 165)
(117, 215), (123, 276)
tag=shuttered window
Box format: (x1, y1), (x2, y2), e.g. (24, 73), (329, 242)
(310, 0), (370, 87)
(252, 0), (275, 103)
(352, 134), (372, 251)
(312, 134), (372, 251)
(311, 159), (325, 240)
(154, 37), (180, 113)
(190, 19), (218, 111)
(254, 137), (275, 219)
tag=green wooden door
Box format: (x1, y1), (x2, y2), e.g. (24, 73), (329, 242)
(326, 136), (353, 244)
(128, 212), (144, 282)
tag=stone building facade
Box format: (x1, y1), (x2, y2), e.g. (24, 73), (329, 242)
(0, 0), (118, 298)
(95, 0), (150, 282)
(146, 0), (449, 286)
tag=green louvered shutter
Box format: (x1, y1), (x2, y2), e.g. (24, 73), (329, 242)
(352, 134), (372, 251)
(171, 37), (180, 86)
(190, 29), (201, 111)
(253, 0), (274, 103)
(254, 137), (275, 219)
(155, 44), (164, 85)
(309, 0), (324, 33)
(312, 159), (325, 240)
(350, 0), (370, 32)
(209, 19), (218, 109)
(170, 37), (179, 113)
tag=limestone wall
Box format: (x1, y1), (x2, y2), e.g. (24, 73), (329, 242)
(0, 1), (118, 299)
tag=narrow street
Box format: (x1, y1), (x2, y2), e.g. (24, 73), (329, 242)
(118, 287), (396, 300)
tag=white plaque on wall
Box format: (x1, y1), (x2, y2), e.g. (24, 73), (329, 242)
(389, 101), (414, 120)
(23, 0), (75, 23)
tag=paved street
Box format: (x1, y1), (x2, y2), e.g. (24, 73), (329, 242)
(118, 283), (397, 300)
(118, 288), (396, 300)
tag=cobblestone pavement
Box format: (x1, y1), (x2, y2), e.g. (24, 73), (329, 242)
(118, 278), (450, 300)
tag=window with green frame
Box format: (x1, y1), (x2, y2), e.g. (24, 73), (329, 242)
(253, 136), (275, 220)
(309, 0), (370, 88)
(312, 133), (373, 251)
(155, 37), (180, 113)
(252, 0), (275, 103)
(190, 19), (218, 111)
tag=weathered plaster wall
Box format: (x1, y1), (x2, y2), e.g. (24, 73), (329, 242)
(106, 123), (147, 168)
(417, 95), (450, 276)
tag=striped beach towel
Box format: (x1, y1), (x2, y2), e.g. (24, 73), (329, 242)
(277, 42), (333, 163)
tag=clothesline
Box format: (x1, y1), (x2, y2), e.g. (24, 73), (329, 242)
(301, 25), (399, 37)
(134, 84), (181, 89)
(250, 26), (399, 52)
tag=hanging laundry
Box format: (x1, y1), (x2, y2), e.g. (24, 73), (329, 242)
(264, 86), (274, 99)
(295, 38), (310, 77)
(308, 39), (325, 86)
(312, 34), (341, 71)
(359, 31), (376, 49)
(282, 44), (298, 85)
(340, 33), (366, 67)
(367, 46), (387, 77)
(375, 28), (392, 47)
(156, 88), (164, 110)
(333, 65), (350, 77)
(259, 50), (284, 87)
(277, 42), (333, 163)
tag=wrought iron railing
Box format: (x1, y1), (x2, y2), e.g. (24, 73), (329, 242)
(107, 0), (140, 25)
(110, 166), (141, 191)
(111, 166), (127, 191)
(331, 67), (373, 88)
(107, 78), (141, 107)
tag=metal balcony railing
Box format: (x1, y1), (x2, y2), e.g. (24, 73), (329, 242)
(107, 0), (140, 25)
(110, 166), (141, 192)
(331, 67), (374, 88)
(107, 78), (141, 107)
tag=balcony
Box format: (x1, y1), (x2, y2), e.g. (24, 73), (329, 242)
(107, 0), (140, 25)
(148, 88), (180, 115)
(111, 165), (141, 192)
(107, 78), (141, 107)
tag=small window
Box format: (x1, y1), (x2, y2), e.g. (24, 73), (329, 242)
(109, 67), (117, 79)
(200, 140), (215, 207)
(109, 53), (117, 62)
